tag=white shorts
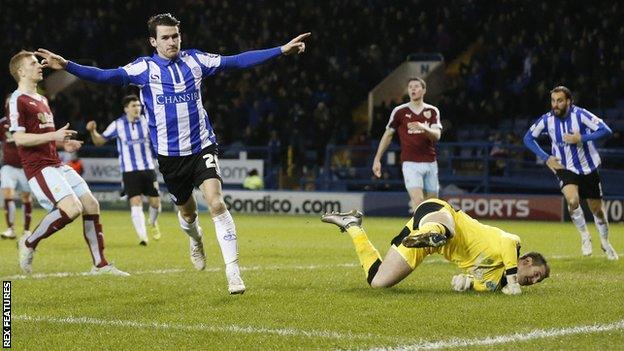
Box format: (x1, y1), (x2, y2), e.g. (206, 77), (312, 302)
(402, 161), (439, 194)
(1, 165), (31, 193)
(28, 165), (90, 212)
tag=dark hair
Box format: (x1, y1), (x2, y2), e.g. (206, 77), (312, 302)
(248, 169), (259, 176)
(521, 251), (550, 278)
(122, 94), (140, 107)
(408, 77), (426, 89)
(147, 13), (180, 38)
(550, 85), (572, 101)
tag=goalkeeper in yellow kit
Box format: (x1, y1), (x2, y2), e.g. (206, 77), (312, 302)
(321, 199), (550, 294)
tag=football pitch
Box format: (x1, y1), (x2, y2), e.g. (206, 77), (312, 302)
(1, 209), (623, 350)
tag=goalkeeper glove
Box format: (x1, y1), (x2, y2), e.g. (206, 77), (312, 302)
(451, 274), (473, 292)
(501, 274), (522, 295)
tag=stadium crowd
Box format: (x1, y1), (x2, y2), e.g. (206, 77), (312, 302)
(372, 1), (624, 141)
(2, 0), (623, 173)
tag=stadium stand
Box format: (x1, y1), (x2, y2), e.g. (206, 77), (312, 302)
(1, 0), (623, 192)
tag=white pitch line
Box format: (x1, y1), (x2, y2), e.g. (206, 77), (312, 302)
(1, 268), (186, 281)
(2, 252), (613, 281)
(13, 314), (401, 342)
(369, 319), (624, 351)
(0, 263), (359, 281)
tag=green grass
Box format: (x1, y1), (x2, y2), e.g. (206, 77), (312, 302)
(1, 210), (623, 350)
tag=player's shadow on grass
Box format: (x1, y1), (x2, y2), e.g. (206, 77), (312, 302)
(340, 287), (464, 297)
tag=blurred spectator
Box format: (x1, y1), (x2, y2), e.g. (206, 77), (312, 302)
(1, 0), (622, 181)
(243, 169), (264, 190)
(63, 152), (84, 175)
(1, 0), (487, 164)
(364, 170), (393, 192)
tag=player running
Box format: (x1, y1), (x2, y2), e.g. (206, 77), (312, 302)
(87, 95), (163, 246)
(524, 86), (618, 260)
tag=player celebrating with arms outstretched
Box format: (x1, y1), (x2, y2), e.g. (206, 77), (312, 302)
(36, 13), (309, 294)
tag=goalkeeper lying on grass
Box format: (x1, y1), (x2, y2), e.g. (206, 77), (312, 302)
(321, 199), (549, 295)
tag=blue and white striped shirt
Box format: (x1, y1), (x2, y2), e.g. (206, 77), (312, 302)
(102, 115), (155, 173)
(527, 105), (610, 175)
(121, 50), (223, 157)
(66, 46), (282, 157)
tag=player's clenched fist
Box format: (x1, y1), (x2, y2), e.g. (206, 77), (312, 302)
(86, 121), (97, 132)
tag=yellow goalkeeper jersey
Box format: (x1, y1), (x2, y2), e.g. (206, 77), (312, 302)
(400, 199), (521, 292)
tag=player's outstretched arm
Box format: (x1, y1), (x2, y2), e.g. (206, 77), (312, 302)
(280, 32), (311, 55)
(36, 49), (127, 85)
(34, 48), (68, 70)
(221, 33), (310, 70)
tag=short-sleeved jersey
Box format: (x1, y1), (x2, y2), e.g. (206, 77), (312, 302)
(101, 115), (155, 173)
(386, 102), (442, 162)
(528, 105), (606, 175)
(408, 199), (521, 292)
(0, 110), (22, 168)
(7, 90), (61, 179)
(120, 50), (224, 157)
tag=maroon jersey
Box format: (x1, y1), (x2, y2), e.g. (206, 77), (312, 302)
(7, 91), (61, 179)
(0, 114), (22, 168)
(386, 102), (442, 162)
